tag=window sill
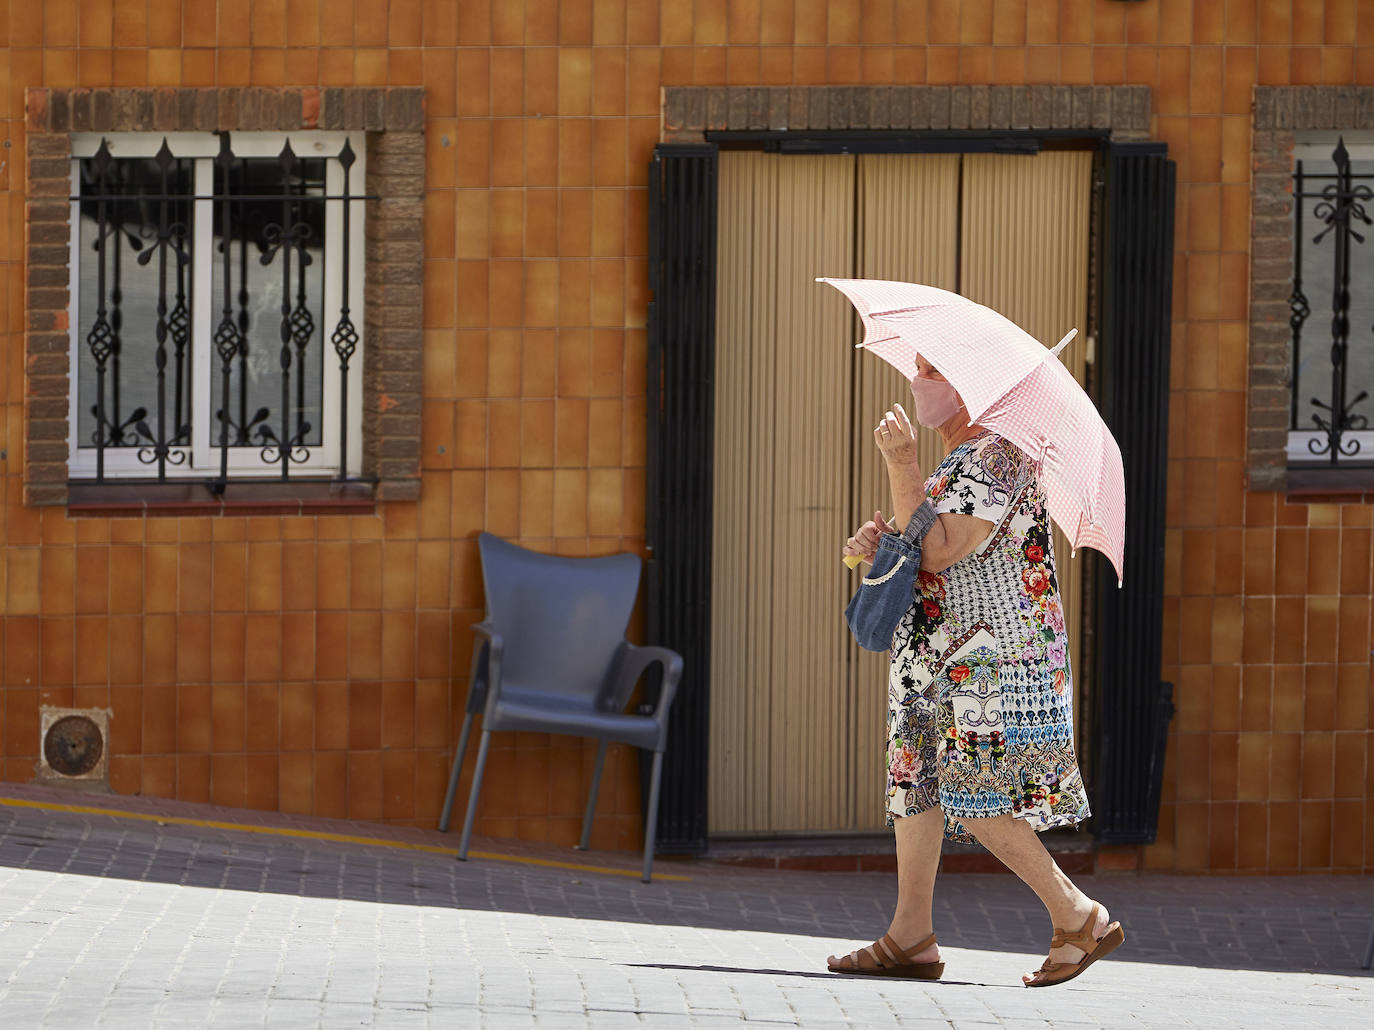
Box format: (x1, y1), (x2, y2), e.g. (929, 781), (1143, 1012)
(66, 479), (376, 517)
(1285, 465), (1374, 502)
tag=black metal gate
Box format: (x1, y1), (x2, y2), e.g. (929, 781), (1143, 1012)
(644, 143), (718, 853)
(1092, 142), (1178, 844)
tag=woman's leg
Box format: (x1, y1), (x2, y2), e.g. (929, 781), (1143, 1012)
(827, 806), (944, 966)
(962, 813), (1111, 983)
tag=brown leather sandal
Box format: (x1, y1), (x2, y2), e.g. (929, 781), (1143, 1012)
(827, 932), (944, 979)
(1024, 903), (1125, 988)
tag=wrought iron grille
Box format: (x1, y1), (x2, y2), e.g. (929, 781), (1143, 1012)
(70, 132), (371, 486)
(1289, 136), (1374, 464)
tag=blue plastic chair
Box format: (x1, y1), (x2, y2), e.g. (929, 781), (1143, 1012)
(438, 533), (684, 882)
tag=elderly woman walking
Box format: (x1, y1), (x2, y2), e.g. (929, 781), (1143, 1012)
(827, 359), (1124, 988)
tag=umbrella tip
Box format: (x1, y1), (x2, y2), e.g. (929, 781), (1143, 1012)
(1118, 579), (1124, 589)
(1050, 328), (1077, 358)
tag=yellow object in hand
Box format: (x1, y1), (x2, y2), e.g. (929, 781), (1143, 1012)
(842, 554), (864, 570)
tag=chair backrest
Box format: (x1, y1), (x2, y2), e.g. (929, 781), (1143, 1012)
(477, 532), (642, 703)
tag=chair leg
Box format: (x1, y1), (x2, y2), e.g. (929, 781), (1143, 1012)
(577, 741), (609, 851)
(438, 712), (476, 833)
(1363, 916), (1374, 970)
(641, 750), (665, 884)
(457, 729), (492, 862)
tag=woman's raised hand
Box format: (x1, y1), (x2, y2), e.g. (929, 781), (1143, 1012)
(874, 402), (920, 466)
(843, 510), (897, 565)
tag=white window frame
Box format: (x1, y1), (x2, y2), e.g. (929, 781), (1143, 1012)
(67, 131), (366, 480)
(1287, 133), (1374, 467)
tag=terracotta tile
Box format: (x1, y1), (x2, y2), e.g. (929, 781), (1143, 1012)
(109, 614), (143, 686)
(69, 547), (106, 615)
(1274, 667), (1310, 737)
(313, 751), (347, 818)
(134, 679), (175, 755)
(1335, 664), (1370, 730)
(1330, 799), (1364, 867)
(1173, 801), (1209, 869)
(1269, 596), (1302, 670)
(1233, 800), (1267, 868)
(274, 681), (313, 751)
(1301, 729), (1335, 799)
(177, 683), (212, 754)
(1208, 801), (1237, 869)
(1212, 665), (1240, 732)
(240, 541), (280, 613)
(274, 752), (310, 814)
(1305, 595), (1339, 664)
(341, 680), (380, 751)
(1337, 595), (1369, 664)
(415, 678), (451, 750)
(38, 616), (73, 686)
(1175, 665), (1211, 733)
(177, 754), (211, 803)
(1236, 732), (1271, 801)
(266, 615), (308, 693)
(210, 682), (245, 754)
(1271, 733), (1303, 801)
(238, 753), (275, 811)
(1240, 664), (1273, 732)
(1268, 800), (1300, 867)
(1257, 46), (1290, 83)
(382, 750), (416, 820)
(141, 754), (175, 798)
(345, 611), (379, 681)
(346, 751), (384, 820)
(74, 618), (109, 686)
(242, 613), (281, 683)
(1300, 799), (1333, 866)
(109, 755), (142, 795)
(349, 542), (382, 610)
(303, 610), (342, 683)
(1257, 0), (1292, 42)
(1333, 732), (1365, 799)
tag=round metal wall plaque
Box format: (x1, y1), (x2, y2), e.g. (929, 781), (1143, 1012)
(43, 715), (104, 776)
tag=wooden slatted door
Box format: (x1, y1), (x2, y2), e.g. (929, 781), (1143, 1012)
(710, 150), (1093, 836)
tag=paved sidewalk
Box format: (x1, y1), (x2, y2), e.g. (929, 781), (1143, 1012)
(0, 784), (1369, 1029)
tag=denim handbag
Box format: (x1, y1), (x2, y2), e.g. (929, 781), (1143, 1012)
(844, 502), (938, 652)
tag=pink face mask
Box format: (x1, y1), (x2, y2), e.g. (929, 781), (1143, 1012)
(909, 375), (965, 428)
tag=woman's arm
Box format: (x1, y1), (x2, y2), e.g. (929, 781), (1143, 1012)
(920, 513), (995, 572)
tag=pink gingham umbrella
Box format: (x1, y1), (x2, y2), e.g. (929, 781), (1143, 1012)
(818, 277), (1126, 585)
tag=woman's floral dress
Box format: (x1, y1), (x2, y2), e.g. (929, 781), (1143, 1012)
(885, 431), (1090, 842)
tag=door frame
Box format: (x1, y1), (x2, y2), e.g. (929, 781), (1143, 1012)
(646, 128), (1175, 853)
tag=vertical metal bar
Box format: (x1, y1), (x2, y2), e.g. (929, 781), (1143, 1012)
(292, 164), (311, 442)
(152, 140), (173, 481)
(1328, 141), (1353, 465)
(214, 133), (239, 488)
(171, 156), (191, 444)
(277, 141), (296, 479)
(237, 157), (250, 443)
(332, 139), (359, 479)
(110, 159), (124, 445)
(86, 143), (114, 481)
(1290, 161), (1306, 430)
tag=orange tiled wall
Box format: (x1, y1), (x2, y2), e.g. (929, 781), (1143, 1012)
(0, 1), (1370, 871)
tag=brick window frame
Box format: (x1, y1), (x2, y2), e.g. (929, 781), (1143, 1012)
(1248, 86), (1374, 494)
(23, 87), (426, 510)
(661, 83), (1153, 141)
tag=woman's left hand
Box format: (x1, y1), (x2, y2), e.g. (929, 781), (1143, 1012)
(874, 402), (920, 466)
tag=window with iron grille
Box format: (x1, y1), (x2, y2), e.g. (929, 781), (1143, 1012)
(69, 131), (368, 486)
(1288, 133), (1374, 469)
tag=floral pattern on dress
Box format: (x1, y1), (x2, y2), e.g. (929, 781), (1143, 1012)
(884, 432), (1090, 842)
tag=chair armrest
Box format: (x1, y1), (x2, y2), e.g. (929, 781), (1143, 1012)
(611, 643), (684, 721)
(467, 621), (505, 716)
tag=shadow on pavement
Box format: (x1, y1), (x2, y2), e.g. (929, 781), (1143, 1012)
(1, 795), (1370, 980)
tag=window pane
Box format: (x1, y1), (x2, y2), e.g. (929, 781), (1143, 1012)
(209, 154), (327, 455)
(1292, 154), (1374, 460)
(76, 154), (195, 454)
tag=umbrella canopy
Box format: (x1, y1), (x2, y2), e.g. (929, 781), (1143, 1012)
(818, 276), (1126, 584)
